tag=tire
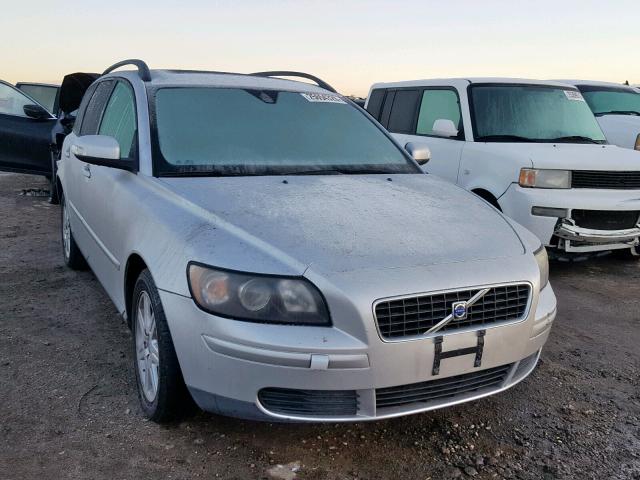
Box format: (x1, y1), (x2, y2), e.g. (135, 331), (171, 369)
(60, 193), (87, 270)
(613, 246), (640, 260)
(132, 269), (194, 423)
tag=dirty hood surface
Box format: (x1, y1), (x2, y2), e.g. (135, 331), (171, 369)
(160, 174), (524, 274)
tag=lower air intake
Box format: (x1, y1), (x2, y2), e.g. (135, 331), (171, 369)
(376, 364), (512, 409)
(258, 388), (358, 417)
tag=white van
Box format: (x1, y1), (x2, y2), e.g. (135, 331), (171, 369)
(555, 80), (640, 151)
(365, 78), (640, 258)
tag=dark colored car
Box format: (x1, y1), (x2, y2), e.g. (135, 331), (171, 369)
(0, 73), (98, 202)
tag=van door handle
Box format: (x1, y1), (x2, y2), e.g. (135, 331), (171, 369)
(82, 164), (91, 178)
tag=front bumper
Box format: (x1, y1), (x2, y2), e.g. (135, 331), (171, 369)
(500, 184), (640, 252)
(159, 280), (556, 422)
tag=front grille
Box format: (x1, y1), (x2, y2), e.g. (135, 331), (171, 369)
(376, 364), (512, 409)
(571, 209), (640, 230)
(375, 284), (530, 340)
(572, 171), (640, 189)
(258, 388), (358, 417)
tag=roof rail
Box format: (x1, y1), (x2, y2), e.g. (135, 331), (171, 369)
(103, 59), (151, 82)
(250, 71), (337, 93)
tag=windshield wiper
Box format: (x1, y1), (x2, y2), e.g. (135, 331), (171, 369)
(475, 134), (540, 143)
(549, 135), (605, 144)
(595, 110), (640, 117)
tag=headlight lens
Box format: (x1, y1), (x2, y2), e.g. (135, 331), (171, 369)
(188, 263), (331, 325)
(534, 246), (549, 290)
(519, 168), (571, 189)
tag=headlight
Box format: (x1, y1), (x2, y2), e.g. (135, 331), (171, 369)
(187, 263), (331, 325)
(534, 246), (549, 290)
(519, 168), (571, 189)
(635, 133), (640, 151)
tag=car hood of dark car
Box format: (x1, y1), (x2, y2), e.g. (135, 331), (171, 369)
(159, 174), (524, 275)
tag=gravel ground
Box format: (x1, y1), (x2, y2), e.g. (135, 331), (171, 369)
(1, 173), (639, 480)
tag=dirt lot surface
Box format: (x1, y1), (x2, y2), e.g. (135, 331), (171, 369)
(1, 173), (639, 480)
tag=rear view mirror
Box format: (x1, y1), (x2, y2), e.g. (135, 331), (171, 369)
(70, 135), (136, 173)
(23, 104), (52, 120)
(405, 142), (431, 165)
(432, 119), (459, 138)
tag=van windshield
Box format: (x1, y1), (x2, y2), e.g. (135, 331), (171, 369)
(470, 84), (607, 144)
(153, 87), (419, 176)
(577, 85), (640, 117)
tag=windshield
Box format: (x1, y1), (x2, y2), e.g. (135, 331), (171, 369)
(470, 84), (606, 144)
(578, 85), (640, 116)
(153, 87), (418, 176)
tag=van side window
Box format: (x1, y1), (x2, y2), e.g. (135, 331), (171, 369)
(98, 81), (137, 160)
(416, 89), (462, 137)
(366, 89), (385, 120)
(387, 90), (420, 134)
(379, 91), (395, 128)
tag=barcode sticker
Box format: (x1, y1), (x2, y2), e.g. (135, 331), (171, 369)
(564, 90), (585, 101)
(301, 93), (346, 104)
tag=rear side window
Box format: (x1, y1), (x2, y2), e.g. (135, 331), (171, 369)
(387, 90), (420, 133)
(79, 80), (115, 136)
(416, 89), (462, 137)
(366, 89), (385, 120)
(99, 82), (137, 159)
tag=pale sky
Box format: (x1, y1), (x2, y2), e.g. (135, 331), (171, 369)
(1, 0), (638, 96)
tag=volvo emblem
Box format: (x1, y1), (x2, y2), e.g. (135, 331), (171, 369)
(452, 301), (468, 320)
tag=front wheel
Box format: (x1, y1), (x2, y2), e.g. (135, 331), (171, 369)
(60, 193), (87, 270)
(132, 269), (194, 423)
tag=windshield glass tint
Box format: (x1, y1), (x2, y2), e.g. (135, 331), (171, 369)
(470, 85), (606, 142)
(579, 87), (640, 116)
(154, 88), (416, 175)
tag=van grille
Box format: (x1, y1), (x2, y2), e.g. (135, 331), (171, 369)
(571, 209), (640, 230)
(572, 171), (640, 189)
(376, 364), (512, 409)
(374, 284), (530, 340)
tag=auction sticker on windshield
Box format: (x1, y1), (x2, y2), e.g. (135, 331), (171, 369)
(301, 93), (346, 104)
(564, 90), (585, 101)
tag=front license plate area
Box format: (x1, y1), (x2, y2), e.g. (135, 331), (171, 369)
(432, 329), (485, 376)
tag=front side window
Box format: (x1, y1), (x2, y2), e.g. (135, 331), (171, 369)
(470, 84), (607, 144)
(0, 82), (36, 117)
(578, 86), (640, 117)
(17, 84), (59, 114)
(80, 80), (115, 136)
(416, 89), (462, 136)
(99, 82), (137, 159)
(153, 88), (418, 176)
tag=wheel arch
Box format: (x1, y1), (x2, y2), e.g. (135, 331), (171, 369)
(471, 188), (502, 211)
(124, 253), (149, 328)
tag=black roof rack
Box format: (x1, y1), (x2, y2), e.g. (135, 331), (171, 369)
(103, 59), (151, 82)
(250, 71), (337, 93)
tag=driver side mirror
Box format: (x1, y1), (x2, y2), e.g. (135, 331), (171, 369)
(70, 135), (134, 172)
(432, 119), (459, 138)
(405, 142), (431, 165)
(23, 104), (52, 120)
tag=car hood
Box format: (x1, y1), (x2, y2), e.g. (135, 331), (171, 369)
(595, 115), (640, 148)
(484, 143), (640, 170)
(159, 174), (524, 275)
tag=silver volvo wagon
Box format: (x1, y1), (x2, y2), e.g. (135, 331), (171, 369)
(56, 60), (556, 423)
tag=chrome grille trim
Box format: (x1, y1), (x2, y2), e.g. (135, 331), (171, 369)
(373, 282), (532, 341)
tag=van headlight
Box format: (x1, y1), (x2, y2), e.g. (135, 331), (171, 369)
(534, 246), (549, 290)
(187, 263), (331, 325)
(519, 169), (571, 189)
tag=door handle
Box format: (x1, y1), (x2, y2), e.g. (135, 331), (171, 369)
(82, 164), (91, 178)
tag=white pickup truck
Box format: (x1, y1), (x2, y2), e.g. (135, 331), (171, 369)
(556, 80), (640, 151)
(365, 78), (640, 258)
